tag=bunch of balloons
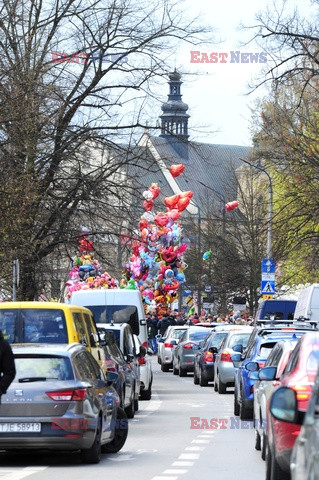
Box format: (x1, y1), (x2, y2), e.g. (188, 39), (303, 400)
(121, 164), (192, 314)
(65, 231), (119, 298)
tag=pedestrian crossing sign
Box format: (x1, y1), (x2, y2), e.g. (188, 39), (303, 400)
(261, 280), (276, 295)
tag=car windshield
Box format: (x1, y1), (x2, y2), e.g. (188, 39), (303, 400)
(14, 355), (74, 382)
(228, 333), (251, 349)
(208, 333), (228, 349)
(189, 331), (210, 342)
(171, 329), (187, 339)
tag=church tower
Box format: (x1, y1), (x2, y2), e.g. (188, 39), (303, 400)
(160, 70), (190, 140)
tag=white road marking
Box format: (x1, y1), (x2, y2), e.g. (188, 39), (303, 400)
(151, 477), (178, 480)
(0, 467), (47, 480)
(191, 439), (210, 444)
(178, 453), (200, 460)
(172, 461), (194, 466)
(185, 446), (205, 451)
(163, 469), (188, 474)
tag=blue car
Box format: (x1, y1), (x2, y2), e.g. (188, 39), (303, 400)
(232, 331), (305, 420)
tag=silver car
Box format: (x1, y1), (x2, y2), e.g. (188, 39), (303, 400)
(214, 327), (253, 393)
(0, 343), (128, 463)
(172, 327), (213, 377)
(157, 325), (189, 371)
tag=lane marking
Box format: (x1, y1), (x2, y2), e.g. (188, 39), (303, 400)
(178, 453), (200, 460)
(163, 469), (188, 474)
(172, 461), (194, 466)
(191, 439), (210, 444)
(185, 446), (205, 451)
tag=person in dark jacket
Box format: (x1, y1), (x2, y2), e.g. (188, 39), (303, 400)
(157, 314), (171, 336)
(0, 330), (16, 403)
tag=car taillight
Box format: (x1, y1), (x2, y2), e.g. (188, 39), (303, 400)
(250, 385), (254, 394)
(203, 351), (214, 362)
(183, 342), (195, 350)
(142, 341), (148, 348)
(46, 389), (87, 401)
(164, 342), (174, 348)
(138, 357), (146, 365)
(292, 385), (313, 402)
(220, 350), (232, 362)
(104, 360), (118, 372)
(258, 362), (265, 369)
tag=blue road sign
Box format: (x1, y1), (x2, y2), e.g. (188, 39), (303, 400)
(261, 280), (276, 295)
(262, 258), (276, 273)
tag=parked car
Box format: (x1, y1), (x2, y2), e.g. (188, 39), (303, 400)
(0, 302), (106, 372)
(213, 327), (253, 394)
(265, 331), (319, 479)
(0, 343), (128, 463)
(157, 325), (189, 371)
(252, 339), (299, 460)
(193, 330), (228, 386)
(172, 326), (213, 377)
(233, 330), (306, 420)
(284, 365), (319, 479)
(97, 322), (140, 418)
(133, 334), (153, 400)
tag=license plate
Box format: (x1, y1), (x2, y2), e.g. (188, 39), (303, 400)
(0, 423), (41, 433)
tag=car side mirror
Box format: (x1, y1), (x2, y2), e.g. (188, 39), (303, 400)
(232, 344), (243, 353)
(230, 353), (242, 364)
(258, 366), (277, 381)
(246, 361), (259, 372)
(209, 346), (218, 354)
(270, 387), (300, 424)
(106, 371), (118, 385)
(170, 340), (177, 346)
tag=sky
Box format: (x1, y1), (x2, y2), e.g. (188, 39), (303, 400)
(166, 0), (312, 147)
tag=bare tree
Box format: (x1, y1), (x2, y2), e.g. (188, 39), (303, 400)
(0, 0), (211, 299)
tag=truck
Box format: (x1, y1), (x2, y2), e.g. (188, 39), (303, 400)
(254, 299), (297, 324)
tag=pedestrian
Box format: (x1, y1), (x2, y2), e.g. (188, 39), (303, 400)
(0, 330), (16, 403)
(192, 314), (199, 325)
(157, 313), (171, 336)
(147, 314), (158, 353)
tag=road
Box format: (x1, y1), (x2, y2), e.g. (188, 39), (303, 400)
(0, 358), (265, 480)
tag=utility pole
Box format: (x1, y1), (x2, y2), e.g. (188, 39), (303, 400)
(197, 206), (202, 316)
(13, 259), (19, 301)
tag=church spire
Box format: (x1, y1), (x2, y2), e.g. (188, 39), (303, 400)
(160, 70), (190, 140)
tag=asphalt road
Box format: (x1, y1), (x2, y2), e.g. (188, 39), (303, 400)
(0, 357), (265, 480)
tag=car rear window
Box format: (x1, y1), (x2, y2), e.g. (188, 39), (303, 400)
(209, 332), (228, 349)
(171, 329), (187, 339)
(0, 308), (68, 343)
(189, 331), (210, 342)
(14, 355), (74, 381)
(259, 342), (278, 359)
(228, 333), (251, 349)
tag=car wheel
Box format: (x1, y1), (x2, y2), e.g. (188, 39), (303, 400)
(265, 441), (272, 480)
(199, 370), (208, 387)
(193, 368), (199, 385)
(179, 364), (187, 377)
(271, 446), (290, 480)
(254, 428), (261, 451)
(102, 408), (128, 454)
(157, 356), (161, 364)
(125, 387), (135, 419)
(261, 431), (267, 461)
(218, 375), (226, 394)
(240, 399), (253, 420)
(161, 363), (169, 372)
(173, 360), (178, 375)
(140, 376), (152, 400)
(81, 417), (102, 464)
(234, 390), (240, 416)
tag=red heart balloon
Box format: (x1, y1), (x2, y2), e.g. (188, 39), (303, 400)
(143, 199), (154, 211)
(155, 213), (169, 227)
(177, 197), (190, 212)
(164, 194), (180, 209)
(138, 219), (148, 230)
(166, 209), (180, 221)
(169, 164), (185, 178)
(180, 191), (193, 199)
(149, 183), (161, 199)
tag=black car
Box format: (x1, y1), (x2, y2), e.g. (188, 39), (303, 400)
(193, 330), (228, 386)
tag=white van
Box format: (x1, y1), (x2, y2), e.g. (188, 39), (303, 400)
(69, 289), (148, 347)
(293, 284), (319, 324)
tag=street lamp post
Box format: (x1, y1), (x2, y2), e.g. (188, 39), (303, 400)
(241, 159), (273, 259)
(197, 181), (227, 315)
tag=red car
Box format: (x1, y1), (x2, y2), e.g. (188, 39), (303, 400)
(266, 331), (319, 480)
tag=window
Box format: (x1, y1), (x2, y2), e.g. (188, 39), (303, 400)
(21, 309), (67, 343)
(83, 313), (97, 347)
(74, 351), (97, 380)
(284, 341), (301, 374)
(228, 334), (251, 349)
(72, 313), (88, 346)
(15, 355), (73, 381)
(0, 309), (18, 343)
(306, 349), (319, 374)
